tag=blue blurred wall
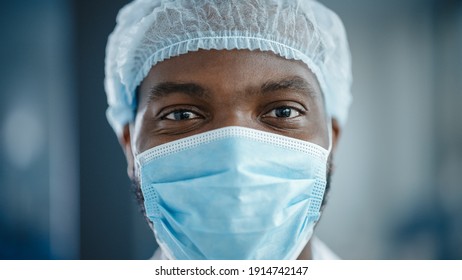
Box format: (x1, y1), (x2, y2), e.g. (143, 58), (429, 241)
(0, 0), (78, 259)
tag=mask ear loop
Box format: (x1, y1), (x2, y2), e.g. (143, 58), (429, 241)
(323, 93), (333, 155)
(326, 118), (333, 155)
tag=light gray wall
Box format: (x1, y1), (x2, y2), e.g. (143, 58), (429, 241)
(316, 0), (462, 259)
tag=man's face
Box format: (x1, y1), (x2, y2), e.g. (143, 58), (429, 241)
(120, 50), (341, 258)
(125, 49), (333, 159)
(121, 49), (339, 211)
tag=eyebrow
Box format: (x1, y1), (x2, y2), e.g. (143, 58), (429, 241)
(146, 76), (318, 103)
(147, 82), (209, 103)
(260, 76), (318, 97)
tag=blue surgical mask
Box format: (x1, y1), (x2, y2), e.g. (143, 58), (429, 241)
(136, 126), (331, 260)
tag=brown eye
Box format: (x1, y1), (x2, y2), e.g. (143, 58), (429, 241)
(163, 110), (201, 120)
(267, 106), (301, 118)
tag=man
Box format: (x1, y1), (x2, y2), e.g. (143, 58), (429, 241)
(104, 0), (352, 260)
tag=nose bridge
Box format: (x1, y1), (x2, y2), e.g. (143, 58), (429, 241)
(208, 77), (260, 130)
(211, 103), (256, 130)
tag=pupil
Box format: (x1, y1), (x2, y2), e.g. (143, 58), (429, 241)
(174, 111), (191, 120)
(275, 107), (291, 118)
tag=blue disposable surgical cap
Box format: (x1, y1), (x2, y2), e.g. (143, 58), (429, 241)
(105, 0), (353, 135)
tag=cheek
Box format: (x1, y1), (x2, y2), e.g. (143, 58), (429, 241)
(132, 106), (158, 155)
(300, 99), (329, 148)
(311, 101), (330, 149)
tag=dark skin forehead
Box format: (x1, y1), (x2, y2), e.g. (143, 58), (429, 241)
(131, 49), (329, 155)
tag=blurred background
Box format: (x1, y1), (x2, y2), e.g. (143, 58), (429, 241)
(0, 0), (461, 259)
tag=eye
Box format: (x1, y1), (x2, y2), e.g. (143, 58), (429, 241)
(162, 110), (201, 121)
(265, 106), (301, 118)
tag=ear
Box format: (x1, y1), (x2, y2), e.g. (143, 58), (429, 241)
(119, 124), (136, 180)
(331, 118), (341, 153)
